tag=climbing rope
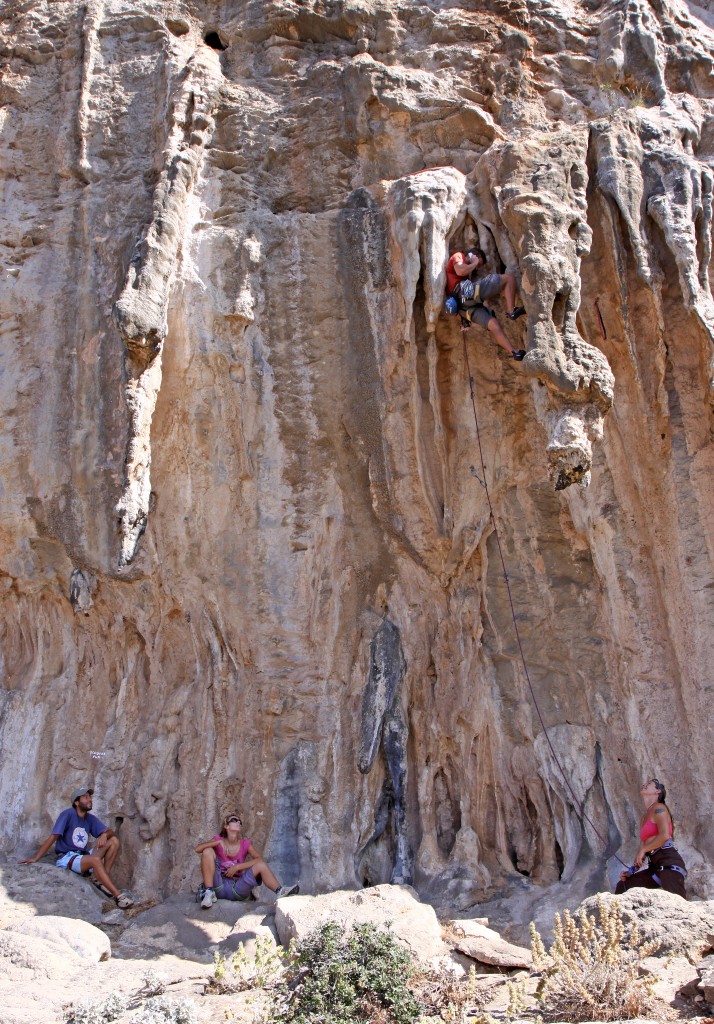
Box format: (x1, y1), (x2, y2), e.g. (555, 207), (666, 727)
(460, 328), (628, 871)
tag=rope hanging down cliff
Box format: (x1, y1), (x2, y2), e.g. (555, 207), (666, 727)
(460, 329), (629, 872)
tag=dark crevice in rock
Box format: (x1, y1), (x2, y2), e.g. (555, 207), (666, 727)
(204, 31), (227, 51)
(357, 617), (412, 885)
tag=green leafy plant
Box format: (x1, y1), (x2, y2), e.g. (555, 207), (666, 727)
(273, 921), (421, 1024)
(530, 895), (659, 1021)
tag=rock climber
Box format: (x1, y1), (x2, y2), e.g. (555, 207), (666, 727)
(195, 811), (300, 909)
(444, 247), (526, 360)
(615, 778), (687, 898)
(20, 786), (135, 909)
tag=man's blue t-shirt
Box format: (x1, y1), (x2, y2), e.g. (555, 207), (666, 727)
(52, 808), (107, 856)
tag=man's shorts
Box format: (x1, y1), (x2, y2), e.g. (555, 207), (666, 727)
(475, 273), (503, 301)
(213, 865), (258, 901)
(56, 851), (89, 874)
(461, 304), (496, 328)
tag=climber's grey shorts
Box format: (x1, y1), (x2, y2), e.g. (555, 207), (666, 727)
(461, 303), (496, 329)
(475, 273), (503, 301)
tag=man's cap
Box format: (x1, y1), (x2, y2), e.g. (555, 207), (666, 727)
(70, 786), (94, 804)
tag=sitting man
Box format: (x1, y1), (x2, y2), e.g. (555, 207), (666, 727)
(445, 247), (526, 361)
(20, 786), (134, 909)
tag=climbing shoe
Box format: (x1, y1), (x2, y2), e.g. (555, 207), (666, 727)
(512, 349), (526, 361)
(275, 883), (300, 898)
(115, 891), (135, 910)
(507, 306), (526, 320)
(201, 887), (217, 909)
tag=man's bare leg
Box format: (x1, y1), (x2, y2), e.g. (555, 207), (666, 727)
(93, 836), (120, 874)
(487, 317), (517, 355)
(502, 273), (517, 314)
(80, 854), (120, 899)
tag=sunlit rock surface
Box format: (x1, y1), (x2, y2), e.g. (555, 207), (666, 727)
(1, 0), (713, 905)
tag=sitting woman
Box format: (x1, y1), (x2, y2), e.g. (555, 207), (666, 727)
(195, 812), (299, 909)
(615, 778), (687, 898)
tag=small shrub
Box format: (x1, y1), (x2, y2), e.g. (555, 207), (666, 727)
(412, 964), (488, 1023)
(139, 969), (167, 997)
(209, 936), (287, 994)
(274, 921), (421, 1024)
(129, 995), (198, 1024)
(65, 993), (129, 1024)
(530, 895), (659, 1021)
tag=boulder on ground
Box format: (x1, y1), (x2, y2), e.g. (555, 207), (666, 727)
(274, 885), (448, 961)
(447, 918), (533, 968)
(12, 914), (111, 962)
(638, 954), (700, 1004)
(116, 894), (277, 960)
(699, 958), (714, 1004)
(0, 860), (104, 928)
(0, 929), (81, 982)
(579, 891), (714, 962)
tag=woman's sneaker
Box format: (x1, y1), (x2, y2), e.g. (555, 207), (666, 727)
(507, 306), (526, 320)
(115, 891), (135, 910)
(201, 887), (217, 909)
(512, 349), (526, 361)
(275, 883), (300, 898)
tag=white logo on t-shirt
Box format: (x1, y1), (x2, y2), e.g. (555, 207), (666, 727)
(72, 827), (89, 849)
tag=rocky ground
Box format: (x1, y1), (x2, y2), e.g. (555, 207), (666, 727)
(1, 858), (713, 1024)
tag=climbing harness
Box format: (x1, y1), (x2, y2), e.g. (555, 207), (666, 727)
(460, 325), (630, 871)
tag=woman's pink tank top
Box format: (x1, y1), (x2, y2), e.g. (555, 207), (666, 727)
(640, 816), (672, 842)
(213, 836), (251, 871)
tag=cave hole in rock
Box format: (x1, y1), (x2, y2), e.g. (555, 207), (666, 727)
(483, 224), (506, 273)
(413, 272), (445, 528)
(552, 289), (568, 332)
(434, 767), (461, 856)
(694, 207), (707, 275)
(554, 838), (564, 878)
(509, 844), (530, 877)
(204, 30), (227, 50)
(447, 214), (479, 258)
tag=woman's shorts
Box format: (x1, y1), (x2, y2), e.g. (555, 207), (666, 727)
(213, 865), (259, 901)
(56, 851), (88, 874)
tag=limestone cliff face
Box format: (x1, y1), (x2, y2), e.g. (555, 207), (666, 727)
(1, 0), (713, 902)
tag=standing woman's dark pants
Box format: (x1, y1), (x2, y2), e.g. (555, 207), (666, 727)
(616, 845), (687, 899)
(616, 868), (686, 898)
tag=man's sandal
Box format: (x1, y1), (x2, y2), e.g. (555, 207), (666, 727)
(90, 878), (114, 899)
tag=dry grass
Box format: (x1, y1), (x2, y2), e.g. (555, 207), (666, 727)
(530, 895), (660, 1022)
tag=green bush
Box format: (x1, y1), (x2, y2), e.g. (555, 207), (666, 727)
(274, 921), (421, 1024)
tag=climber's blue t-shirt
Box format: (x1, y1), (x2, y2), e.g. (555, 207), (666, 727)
(52, 808), (107, 855)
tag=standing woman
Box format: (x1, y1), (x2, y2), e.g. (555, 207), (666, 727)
(616, 778), (687, 898)
(195, 812), (299, 909)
